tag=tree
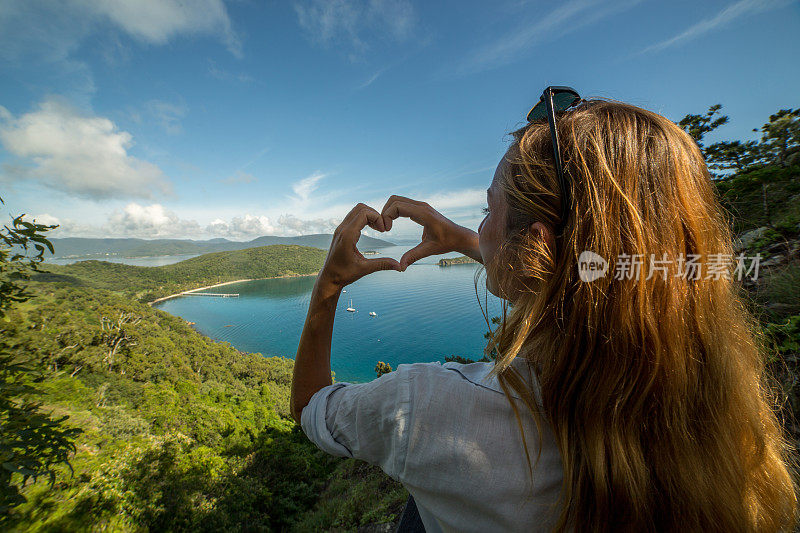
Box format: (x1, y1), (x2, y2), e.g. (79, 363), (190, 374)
(0, 200), (81, 516)
(756, 109), (800, 166)
(678, 104), (729, 149)
(100, 311), (141, 371)
(704, 140), (762, 173)
(374, 361), (393, 378)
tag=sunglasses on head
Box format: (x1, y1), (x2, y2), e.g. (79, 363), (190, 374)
(526, 86), (582, 236)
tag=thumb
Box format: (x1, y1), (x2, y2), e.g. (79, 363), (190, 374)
(399, 242), (436, 271)
(362, 257), (402, 275)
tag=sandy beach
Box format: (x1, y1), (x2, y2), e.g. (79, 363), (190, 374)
(148, 273), (318, 306)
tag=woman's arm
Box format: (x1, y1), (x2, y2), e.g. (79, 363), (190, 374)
(455, 228), (481, 264)
(290, 278), (339, 424)
(380, 195), (483, 268)
(290, 204), (401, 424)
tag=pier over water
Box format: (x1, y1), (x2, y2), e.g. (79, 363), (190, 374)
(184, 292), (239, 298)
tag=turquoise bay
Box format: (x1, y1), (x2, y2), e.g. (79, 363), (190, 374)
(154, 246), (504, 383)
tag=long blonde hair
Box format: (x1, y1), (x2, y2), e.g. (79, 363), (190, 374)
(483, 99), (798, 531)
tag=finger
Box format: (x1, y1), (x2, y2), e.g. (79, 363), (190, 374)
(380, 195), (424, 214)
(379, 196), (397, 231)
(399, 241), (438, 271)
(361, 257), (402, 275)
(381, 200), (428, 231)
(343, 204), (385, 234)
(355, 205), (386, 233)
(381, 196), (427, 231)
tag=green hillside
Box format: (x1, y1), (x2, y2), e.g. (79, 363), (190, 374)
(2, 283), (404, 530)
(48, 233), (395, 259)
(36, 244), (327, 302)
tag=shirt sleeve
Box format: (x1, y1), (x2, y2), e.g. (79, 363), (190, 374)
(300, 364), (412, 481)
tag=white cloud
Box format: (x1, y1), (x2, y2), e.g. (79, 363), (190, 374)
(87, 0), (241, 56)
(206, 214), (276, 240)
(145, 99), (187, 135)
(106, 203), (201, 238)
(292, 172), (326, 202)
(0, 98), (171, 200)
(277, 214), (340, 236)
(24, 205), (348, 241)
(294, 0), (415, 57)
(25, 204), (198, 239)
(24, 214), (98, 237)
(29, 213), (61, 226)
(454, 0), (641, 75)
(204, 213), (341, 239)
(0, 0), (242, 61)
(639, 0), (791, 55)
(421, 188), (486, 211)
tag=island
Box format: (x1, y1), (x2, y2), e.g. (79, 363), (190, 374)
(438, 255), (479, 266)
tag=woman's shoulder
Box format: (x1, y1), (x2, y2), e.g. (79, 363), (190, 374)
(395, 358), (537, 401)
(394, 359), (491, 381)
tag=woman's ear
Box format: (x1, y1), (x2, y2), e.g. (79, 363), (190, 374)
(529, 221), (555, 255)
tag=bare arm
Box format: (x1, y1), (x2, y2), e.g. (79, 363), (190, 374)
(290, 279), (339, 424)
(455, 227), (481, 264)
(290, 204), (401, 424)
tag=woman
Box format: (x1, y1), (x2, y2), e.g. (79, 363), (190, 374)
(290, 95), (798, 532)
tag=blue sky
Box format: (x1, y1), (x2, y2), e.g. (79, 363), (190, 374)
(0, 0), (798, 241)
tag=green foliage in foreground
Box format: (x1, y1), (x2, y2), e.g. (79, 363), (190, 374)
(3, 283), (407, 530)
(291, 461), (407, 531)
(764, 314), (800, 359)
(713, 164), (800, 234)
(1, 204), (81, 516)
(35, 244), (327, 302)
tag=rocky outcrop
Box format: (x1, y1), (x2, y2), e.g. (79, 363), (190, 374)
(438, 256), (478, 266)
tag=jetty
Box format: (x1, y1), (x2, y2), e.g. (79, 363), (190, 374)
(183, 292), (239, 298)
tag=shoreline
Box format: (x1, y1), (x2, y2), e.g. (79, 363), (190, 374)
(148, 272), (319, 306)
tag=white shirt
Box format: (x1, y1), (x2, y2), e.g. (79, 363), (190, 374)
(300, 358), (565, 532)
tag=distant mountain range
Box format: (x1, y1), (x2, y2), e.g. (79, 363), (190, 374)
(47, 234), (395, 258)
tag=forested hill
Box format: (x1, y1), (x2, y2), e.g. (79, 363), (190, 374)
(3, 283), (365, 530)
(36, 244), (327, 302)
(48, 233), (394, 259)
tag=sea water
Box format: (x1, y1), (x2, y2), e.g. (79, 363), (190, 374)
(154, 246), (505, 383)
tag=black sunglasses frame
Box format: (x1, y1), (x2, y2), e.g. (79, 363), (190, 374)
(526, 86), (581, 237)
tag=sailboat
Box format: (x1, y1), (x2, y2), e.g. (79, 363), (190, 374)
(346, 299), (356, 312)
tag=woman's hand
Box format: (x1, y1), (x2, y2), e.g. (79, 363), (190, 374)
(317, 203), (402, 291)
(381, 195), (481, 270)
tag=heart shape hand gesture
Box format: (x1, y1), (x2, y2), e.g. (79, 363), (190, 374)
(318, 197), (481, 292)
(380, 195), (479, 271)
(318, 203), (402, 290)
